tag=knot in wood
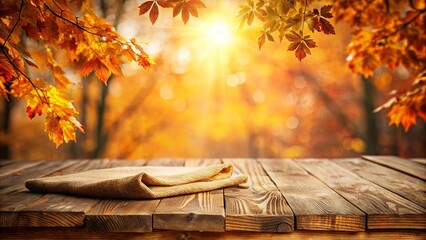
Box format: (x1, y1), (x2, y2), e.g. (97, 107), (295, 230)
(186, 212), (195, 221)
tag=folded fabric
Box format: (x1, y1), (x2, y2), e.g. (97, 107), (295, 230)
(25, 163), (247, 199)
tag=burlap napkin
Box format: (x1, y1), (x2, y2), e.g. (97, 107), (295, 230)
(25, 163), (247, 199)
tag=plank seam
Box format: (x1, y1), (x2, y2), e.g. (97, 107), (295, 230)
(293, 158), (368, 231)
(333, 158), (426, 211)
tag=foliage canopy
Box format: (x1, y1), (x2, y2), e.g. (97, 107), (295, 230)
(0, 0), (425, 147)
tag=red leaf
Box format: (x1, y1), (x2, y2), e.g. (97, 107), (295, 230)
(26, 105), (43, 119)
(320, 5), (333, 19)
(139, 1), (154, 15)
(149, 3), (159, 24)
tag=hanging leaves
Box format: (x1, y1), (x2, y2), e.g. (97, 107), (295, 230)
(312, 5), (335, 35)
(285, 31), (317, 61)
(138, 0), (206, 25)
(237, 0), (333, 61)
(0, 0), (153, 147)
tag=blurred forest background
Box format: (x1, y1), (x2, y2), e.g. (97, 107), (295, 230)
(1, 0), (425, 160)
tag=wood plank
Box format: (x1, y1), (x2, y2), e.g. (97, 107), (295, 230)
(85, 159), (162, 232)
(17, 159), (146, 227)
(223, 158), (294, 232)
(363, 155), (426, 180)
(0, 161), (45, 178)
(1, 227), (425, 240)
(17, 194), (98, 227)
(0, 160), (14, 167)
(259, 159), (365, 231)
(0, 160), (78, 194)
(410, 158), (426, 165)
(153, 159), (225, 232)
(0, 192), (43, 227)
(297, 159), (426, 229)
(146, 158), (185, 166)
(85, 199), (159, 232)
(335, 158), (426, 208)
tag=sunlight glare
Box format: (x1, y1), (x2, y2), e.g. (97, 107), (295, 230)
(208, 21), (232, 45)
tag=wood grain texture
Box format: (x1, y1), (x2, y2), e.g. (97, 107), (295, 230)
(18, 194), (98, 227)
(16, 159), (147, 227)
(153, 159), (225, 232)
(409, 158), (426, 165)
(0, 160), (78, 194)
(260, 158), (365, 231)
(298, 159), (426, 229)
(0, 192), (43, 227)
(0, 160), (14, 167)
(0, 161), (44, 178)
(363, 155), (426, 180)
(335, 158), (426, 208)
(1, 227), (425, 240)
(85, 199), (160, 232)
(223, 158), (294, 232)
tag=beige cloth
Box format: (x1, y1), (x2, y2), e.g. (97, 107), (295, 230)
(25, 163), (247, 199)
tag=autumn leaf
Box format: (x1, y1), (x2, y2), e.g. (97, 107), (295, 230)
(139, 1), (154, 15)
(139, 0), (174, 25)
(312, 5), (335, 35)
(388, 105), (417, 132)
(81, 59), (111, 83)
(258, 31), (274, 49)
(236, 0), (265, 29)
(285, 31), (317, 61)
(171, 0), (206, 24)
(150, 3), (159, 24)
(0, 54), (15, 82)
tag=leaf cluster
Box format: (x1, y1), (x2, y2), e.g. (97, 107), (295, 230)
(0, 0), (154, 147)
(236, 0), (335, 61)
(138, 0), (206, 25)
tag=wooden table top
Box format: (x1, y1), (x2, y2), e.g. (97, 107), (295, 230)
(0, 156), (425, 239)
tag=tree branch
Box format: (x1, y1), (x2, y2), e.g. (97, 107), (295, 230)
(0, 0), (48, 105)
(1, 0), (24, 48)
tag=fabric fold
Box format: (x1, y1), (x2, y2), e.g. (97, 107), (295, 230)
(25, 163), (247, 199)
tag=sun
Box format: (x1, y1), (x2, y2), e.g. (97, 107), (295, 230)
(207, 21), (233, 46)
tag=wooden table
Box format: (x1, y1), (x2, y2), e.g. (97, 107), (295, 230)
(0, 156), (425, 239)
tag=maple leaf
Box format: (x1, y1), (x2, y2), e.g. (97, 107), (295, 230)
(81, 59), (111, 83)
(285, 31), (317, 61)
(312, 5), (335, 35)
(388, 105), (417, 132)
(0, 54), (15, 82)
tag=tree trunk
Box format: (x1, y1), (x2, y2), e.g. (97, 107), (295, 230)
(92, 0), (126, 158)
(361, 76), (379, 155)
(0, 97), (13, 159)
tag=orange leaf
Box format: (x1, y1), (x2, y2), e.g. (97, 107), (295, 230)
(173, 2), (183, 17)
(181, 6), (190, 24)
(388, 105), (417, 131)
(157, 0), (174, 8)
(81, 59), (98, 77)
(258, 32), (266, 50)
(95, 62), (111, 83)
